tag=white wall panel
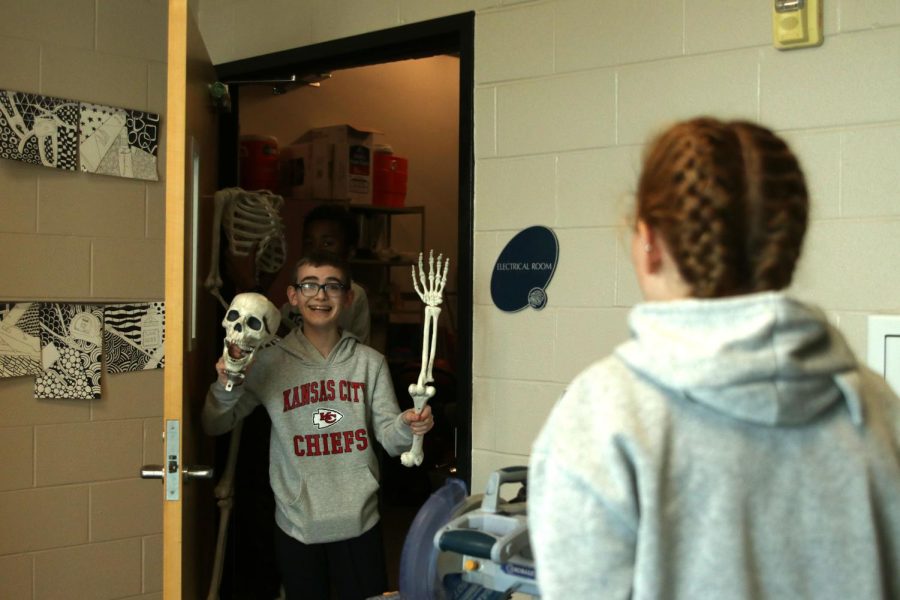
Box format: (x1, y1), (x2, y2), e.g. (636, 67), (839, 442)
(618, 49), (759, 145)
(791, 219), (900, 311)
(310, 0), (399, 45)
(841, 125), (900, 218)
(550, 227), (617, 307)
(760, 28), (900, 130)
(556, 145), (641, 228)
(476, 3), (555, 83)
(492, 379), (563, 454)
(781, 129), (842, 221)
(839, 0), (900, 32)
(684, 0), (769, 54)
(230, 0), (314, 60)
(475, 155), (557, 229)
(555, 307), (630, 383)
(475, 86), (498, 158)
(556, 0), (682, 71)
(472, 304), (558, 380)
(497, 70), (616, 155)
(399, 0), (498, 24)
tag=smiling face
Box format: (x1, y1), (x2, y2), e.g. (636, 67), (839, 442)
(287, 263), (354, 333)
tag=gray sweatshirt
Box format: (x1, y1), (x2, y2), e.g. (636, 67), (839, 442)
(529, 292), (900, 599)
(203, 328), (413, 544)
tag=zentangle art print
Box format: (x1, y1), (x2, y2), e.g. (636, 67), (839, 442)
(35, 303), (104, 400)
(0, 302), (42, 378)
(103, 302), (165, 372)
(80, 102), (159, 180)
(0, 90), (78, 171)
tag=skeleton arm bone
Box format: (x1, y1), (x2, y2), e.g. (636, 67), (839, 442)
(400, 384), (435, 467)
(401, 249), (449, 467)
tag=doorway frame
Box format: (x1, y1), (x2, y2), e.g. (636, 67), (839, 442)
(213, 12), (475, 486)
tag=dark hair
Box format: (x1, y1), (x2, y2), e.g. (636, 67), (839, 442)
(303, 203), (359, 249)
(294, 250), (353, 287)
(636, 117), (809, 298)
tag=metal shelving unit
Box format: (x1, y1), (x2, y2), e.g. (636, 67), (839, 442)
(348, 205), (425, 349)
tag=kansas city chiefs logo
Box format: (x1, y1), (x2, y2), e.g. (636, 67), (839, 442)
(312, 408), (343, 429)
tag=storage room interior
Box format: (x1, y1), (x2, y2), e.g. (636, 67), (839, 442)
(225, 52), (463, 593)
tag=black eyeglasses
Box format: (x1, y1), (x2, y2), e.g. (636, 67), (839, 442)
(292, 281), (347, 298)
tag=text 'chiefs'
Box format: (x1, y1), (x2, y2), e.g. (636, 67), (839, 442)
(293, 429), (368, 457)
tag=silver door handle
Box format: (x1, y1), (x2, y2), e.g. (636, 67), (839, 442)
(184, 465), (214, 480)
(140, 464), (214, 481)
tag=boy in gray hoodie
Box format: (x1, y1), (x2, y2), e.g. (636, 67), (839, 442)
(204, 251), (433, 600)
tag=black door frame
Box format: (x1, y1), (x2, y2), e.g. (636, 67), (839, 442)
(214, 12), (475, 486)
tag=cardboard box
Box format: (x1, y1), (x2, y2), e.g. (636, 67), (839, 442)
(280, 142), (313, 199)
(293, 125), (381, 204)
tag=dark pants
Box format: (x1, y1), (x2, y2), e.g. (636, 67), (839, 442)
(274, 521), (388, 600)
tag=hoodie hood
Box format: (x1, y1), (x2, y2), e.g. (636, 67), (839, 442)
(616, 292), (859, 426)
(276, 327), (360, 366)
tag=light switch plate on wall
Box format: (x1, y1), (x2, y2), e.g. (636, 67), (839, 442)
(867, 315), (900, 396)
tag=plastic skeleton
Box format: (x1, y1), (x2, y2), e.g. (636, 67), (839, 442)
(204, 187), (287, 308)
(401, 250), (450, 468)
(207, 292), (280, 600)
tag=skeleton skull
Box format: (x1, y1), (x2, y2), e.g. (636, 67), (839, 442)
(221, 292), (280, 389)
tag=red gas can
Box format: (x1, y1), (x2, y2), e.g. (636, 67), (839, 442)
(239, 135), (279, 192)
(372, 153), (408, 207)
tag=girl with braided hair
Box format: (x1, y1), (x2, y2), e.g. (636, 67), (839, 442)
(529, 117), (900, 599)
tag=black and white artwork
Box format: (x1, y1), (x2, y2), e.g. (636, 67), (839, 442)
(0, 303), (42, 378)
(103, 302), (165, 372)
(80, 102), (159, 180)
(35, 303), (104, 400)
(0, 89), (79, 171)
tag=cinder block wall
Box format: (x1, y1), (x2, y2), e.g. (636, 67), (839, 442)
(3, 2), (898, 595)
(0, 1), (167, 598)
(199, 0), (900, 492)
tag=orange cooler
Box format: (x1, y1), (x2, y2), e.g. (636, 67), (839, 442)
(372, 153), (408, 207)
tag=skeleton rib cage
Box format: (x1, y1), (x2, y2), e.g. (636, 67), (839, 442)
(205, 187), (287, 308)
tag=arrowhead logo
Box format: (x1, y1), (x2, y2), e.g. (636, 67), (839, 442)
(312, 408), (343, 429)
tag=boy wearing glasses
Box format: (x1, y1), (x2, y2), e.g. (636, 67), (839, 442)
(203, 251), (433, 600)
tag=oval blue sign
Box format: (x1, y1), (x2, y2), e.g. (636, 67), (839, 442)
(490, 226), (559, 312)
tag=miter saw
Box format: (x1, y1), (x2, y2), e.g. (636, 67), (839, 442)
(394, 466), (540, 599)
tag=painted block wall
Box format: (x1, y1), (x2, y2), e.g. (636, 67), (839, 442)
(198, 0), (900, 495)
(0, 1), (167, 598)
(0, 1), (895, 596)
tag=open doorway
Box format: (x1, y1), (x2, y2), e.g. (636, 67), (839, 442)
(211, 13), (474, 597)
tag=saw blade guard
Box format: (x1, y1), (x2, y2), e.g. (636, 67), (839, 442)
(398, 477), (469, 599)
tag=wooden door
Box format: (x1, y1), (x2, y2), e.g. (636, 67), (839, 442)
(163, 1), (220, 597)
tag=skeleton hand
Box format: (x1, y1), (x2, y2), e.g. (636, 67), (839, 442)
(412, 250), (449, 308)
